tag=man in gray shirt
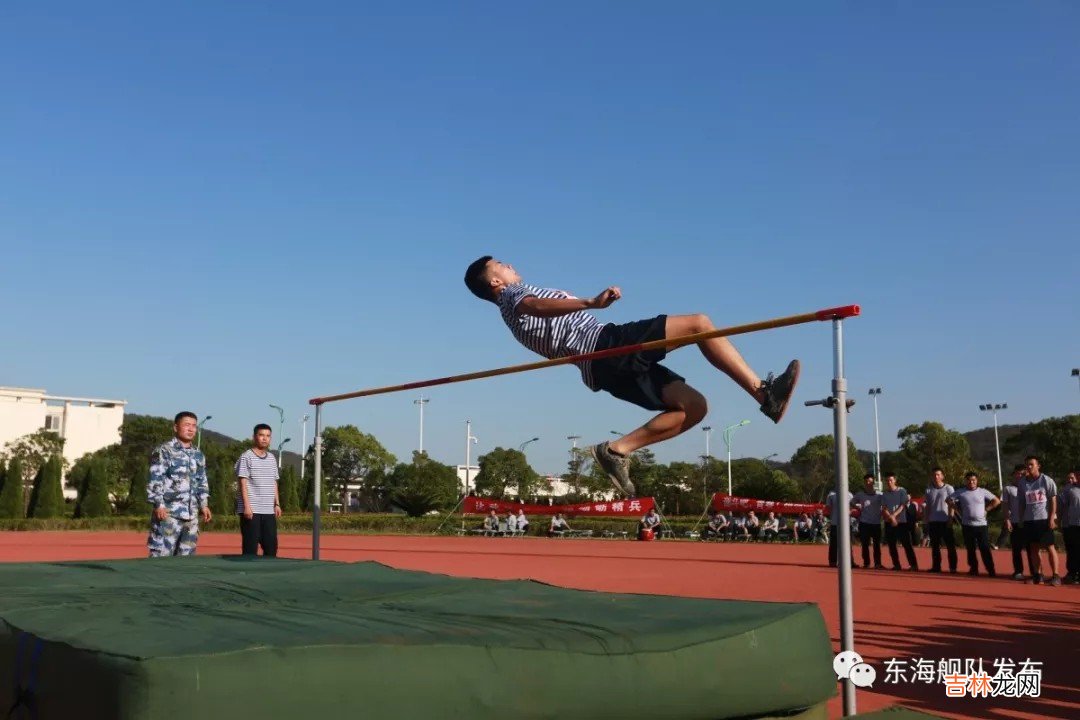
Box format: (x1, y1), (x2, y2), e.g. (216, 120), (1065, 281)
(851, 474), (884, 569)
(1018, 456), (1061, 586)
(924, 467), (958, 573)
(1001, 465), (1029, 580)
(949, 472), (1001, 577)
(881, 474), (918, 571)
(1056, 470), (1079, 584)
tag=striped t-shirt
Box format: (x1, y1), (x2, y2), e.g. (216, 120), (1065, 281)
(498, 282), (607, 389)
(235, 449), (279, 515)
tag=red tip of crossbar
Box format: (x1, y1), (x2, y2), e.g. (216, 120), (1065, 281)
(309, 398), (325, 406)
(815, 304), (861, 321)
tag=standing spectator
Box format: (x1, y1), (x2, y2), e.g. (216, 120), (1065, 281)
(825, 490), (854, 568)
(1059, 471), (1080, 584)
(761, 512), (779, 542)
(881, 474), (918, 571)
(549, 513), (570, 537)
(516, 509), (530, 535)
(924, 468), (958, 574)
(639, 507), (662, 539)
(949, 472), (1001, 577)
(1019, 456), (1062, 586)
(147, 412), (212, 557)
(1001, 465), (1029, 580)
(907, 497), (925, 547)
(851, 474), (884, 569)
(235, 424), (282, 557)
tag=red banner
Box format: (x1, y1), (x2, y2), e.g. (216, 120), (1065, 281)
(710, 493), (825, 516)
(463, 496), (656, 517)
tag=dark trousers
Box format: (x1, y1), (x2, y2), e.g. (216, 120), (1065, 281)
(858, 522), (882, 567)
(1065, 527), (1080, 577)
(884, 522), (918, 569)
(828, 524), (853, 567)
(1009, 527), (1027, 576)
(927, 521), (958, 572)
(961, 525), (995, 575)
(240, 513), (279, 557)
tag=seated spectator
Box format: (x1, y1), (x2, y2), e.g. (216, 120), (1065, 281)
(777, 515), (795, 542)
(811, 509), (828, 542)
(793, 513), (812, 541)
(746, 511), (761, 540)
(516, 509), (530, 535)
(731, 513), (750, 540)
(762, 512), (780, 542)
(482, 510), (500, 536)
(702, 510), (727, 540)
(506, 512), (519, 533)
(549, 513), (570, 537)
(639, 508), (662, 540)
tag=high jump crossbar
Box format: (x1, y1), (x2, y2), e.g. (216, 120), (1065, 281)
(305, 302), (862, 715)
(308, 304), (859, 406)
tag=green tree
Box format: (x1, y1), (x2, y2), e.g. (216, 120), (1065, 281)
(1, 429), (66, 485)
(895, 422), (982, 488)
(279, 465), (300, 512)
(67, 446), (125, 506)
(474, 447), (540, 499)
(0, 457), (25, 519)
(1003, 415), (1080, 480)
(209, 458), (235, 517)
(116, 415), (175, 507)
(303, 426), (396, 508)
(385, 460), (460, 517)
(735, 466), (802, 501)
(28, 455), (64, 518)
(790, 435), (866, 501)
(75, 459), (112, 518)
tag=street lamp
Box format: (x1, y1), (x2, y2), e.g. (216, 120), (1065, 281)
(762, 453), (778, 465)
(269, 404), (285, 466)
(300, 414), (309, 481)
(518, 437), (539, 453)
(1072, 368), (1079, 391)
(722, 420), (750, 496)
(414, 396), (430, 454)
(979, 403), (1007, 494)
(196, 415), (212, 450)
(868, 388), (882, 491)
(276, 437), (292, 461)
(464, 421), (478, 496)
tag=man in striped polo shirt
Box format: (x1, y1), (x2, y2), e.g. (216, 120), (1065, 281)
(464, 257), (799, 496)
(235, 423), (282, 557)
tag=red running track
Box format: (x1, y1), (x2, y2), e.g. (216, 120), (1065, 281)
(0, 531), (1075, 720)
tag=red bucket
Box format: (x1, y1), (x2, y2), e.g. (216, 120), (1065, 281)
(639, 528), (655, 541)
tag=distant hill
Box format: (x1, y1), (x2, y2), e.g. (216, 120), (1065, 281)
(134, 417), (306, 474)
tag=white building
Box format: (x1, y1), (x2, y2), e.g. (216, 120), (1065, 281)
(0, 387), (126, 497)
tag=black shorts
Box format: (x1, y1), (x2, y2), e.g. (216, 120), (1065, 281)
(591, 315), (685, 411)
(1024, 519), (1055, 547)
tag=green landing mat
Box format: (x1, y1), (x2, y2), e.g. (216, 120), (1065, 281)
(0, 556), (835, 719)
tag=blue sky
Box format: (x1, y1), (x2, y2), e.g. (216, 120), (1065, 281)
(2, 2), (1077, 476)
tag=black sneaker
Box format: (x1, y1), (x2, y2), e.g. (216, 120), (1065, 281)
(1049, 575), (1062, 587)
(759, 360), (801, 423)
(591, 442), (635, 496)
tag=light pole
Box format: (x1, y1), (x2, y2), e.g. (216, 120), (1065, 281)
(414, 396), (429, 454)
(300, 414), (309, 481)
(567, 435), (582, 494)
(269, 404), (285, 467)
(869, 388), (882, 491)
(196, 415), (212, 450)
(1072, 368), (1079, 392)
(464, 421), (478, 496)
(762, 453), (779, 464)
(518, 437), (539, 453)
(277, 437), (292, 457)
(702, 425), (713, 504)
(979, 403), (1007, 494)
(722, 420), (750, 496)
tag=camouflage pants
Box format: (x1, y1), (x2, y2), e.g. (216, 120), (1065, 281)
(147, 515), (200, 557)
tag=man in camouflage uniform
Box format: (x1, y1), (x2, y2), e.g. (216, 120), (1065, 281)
(147, 411), (212, 557)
